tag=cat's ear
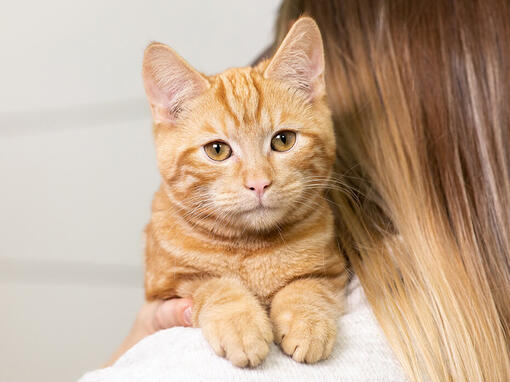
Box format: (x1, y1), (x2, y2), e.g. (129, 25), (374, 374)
(264, 17), (325, 100)
(142, 42), (209, 124)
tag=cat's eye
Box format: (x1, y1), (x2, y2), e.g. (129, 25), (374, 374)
(271, 130), (296, 152)
(204, 141), (232, 161)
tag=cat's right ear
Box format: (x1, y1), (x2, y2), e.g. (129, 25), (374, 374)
(142, 43), (209, 124)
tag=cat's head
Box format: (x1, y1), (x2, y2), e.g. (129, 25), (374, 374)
(142, 17), (335, 235)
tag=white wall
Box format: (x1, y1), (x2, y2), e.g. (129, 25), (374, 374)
(0, 0), (277, 112)
(0, 1), (278, 381)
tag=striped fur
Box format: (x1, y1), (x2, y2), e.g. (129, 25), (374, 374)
(142, 18), (347, 367)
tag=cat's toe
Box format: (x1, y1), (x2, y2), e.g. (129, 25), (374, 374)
(245, 329), (272, 364)
(203, 313), (273, 368)
(223, 330), (271, 367)
(274, 311), (336, 363)
(223, 334), (269, 367)
(289, 338), (327, 363)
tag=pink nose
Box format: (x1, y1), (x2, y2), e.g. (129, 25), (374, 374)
(245, 179), (272, 198)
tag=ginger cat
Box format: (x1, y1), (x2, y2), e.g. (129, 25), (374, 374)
(142, 17), (346, 367)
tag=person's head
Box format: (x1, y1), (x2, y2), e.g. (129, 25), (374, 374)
(275, 1), (510, 380)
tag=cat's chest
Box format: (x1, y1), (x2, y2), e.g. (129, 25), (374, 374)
(207, 246), (327, 302)
(189, 247), (295, 295)
(236, 250), (295, 301)
(169, 241), (310, 300)
(152, 203), (338, 301)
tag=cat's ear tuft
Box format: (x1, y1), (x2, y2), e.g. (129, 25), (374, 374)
(264, 17), (325, 100)
(142, 42), (209, 124)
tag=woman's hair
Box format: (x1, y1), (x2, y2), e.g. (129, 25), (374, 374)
(275, 1), (510, 380)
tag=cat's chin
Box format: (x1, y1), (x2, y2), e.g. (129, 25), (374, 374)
(235, 206), (286, 233)
(240, 205), (275, 215)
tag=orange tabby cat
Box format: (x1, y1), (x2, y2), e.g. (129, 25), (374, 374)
(142, 17), (346, 367)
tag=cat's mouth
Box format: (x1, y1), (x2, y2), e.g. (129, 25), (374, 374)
(239, 204), (275, 215)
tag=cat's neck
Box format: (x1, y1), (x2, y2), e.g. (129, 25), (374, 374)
(153, 184), (328, 251)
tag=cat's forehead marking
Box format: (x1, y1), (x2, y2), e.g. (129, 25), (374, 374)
(211, 68), (272, 136)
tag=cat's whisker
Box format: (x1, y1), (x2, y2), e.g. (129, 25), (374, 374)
(301, 180), (365, 200)
(275, 222), (286, 245)
(291, 197), (324, 214)
(182, 200), (217, 221)
(302, 184), (360, 199)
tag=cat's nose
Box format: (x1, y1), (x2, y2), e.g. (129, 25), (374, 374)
(245, 178), (272, 198)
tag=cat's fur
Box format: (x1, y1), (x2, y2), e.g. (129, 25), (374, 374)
(142, 17), (347, 367)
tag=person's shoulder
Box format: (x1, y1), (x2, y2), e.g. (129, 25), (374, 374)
(79, 282), (408, 382)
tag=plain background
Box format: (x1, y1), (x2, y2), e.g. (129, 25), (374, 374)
(0, 1), (278, 380)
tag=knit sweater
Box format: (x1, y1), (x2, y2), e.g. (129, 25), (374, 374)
(78, 277), (407, 382)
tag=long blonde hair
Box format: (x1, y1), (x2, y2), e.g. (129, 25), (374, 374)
(275, 1), (510, 380)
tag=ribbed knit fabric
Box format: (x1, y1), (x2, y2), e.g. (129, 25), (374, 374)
(78, 277), (407, 382)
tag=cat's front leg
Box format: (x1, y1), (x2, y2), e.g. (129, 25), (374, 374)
(270, 276), (346, 363)
(190, 277), (273, 367)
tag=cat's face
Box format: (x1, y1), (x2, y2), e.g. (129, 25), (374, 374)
(143, 18), (334, 233)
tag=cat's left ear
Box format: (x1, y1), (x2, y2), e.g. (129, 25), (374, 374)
(264, 17), (325, 101)
(142, 42), (210, 124)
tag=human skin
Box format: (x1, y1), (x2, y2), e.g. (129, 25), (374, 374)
(105, 298), (193, 366)
(142, 18), (345, 368)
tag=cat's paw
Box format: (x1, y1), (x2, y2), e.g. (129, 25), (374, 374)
(200, 305), (273, 367)
(272, 308), (336, 363)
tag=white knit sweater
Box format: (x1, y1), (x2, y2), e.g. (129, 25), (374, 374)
(78, 277), (407, 382)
